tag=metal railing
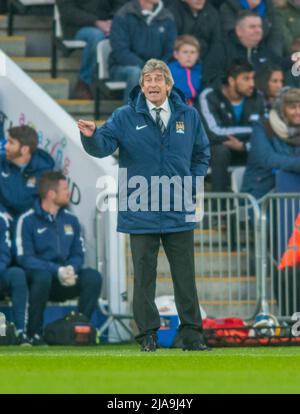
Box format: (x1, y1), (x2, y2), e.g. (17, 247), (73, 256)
(260, 193), (300, 319)
(123, 193), (262, 321)
(95, 191), (300, 332)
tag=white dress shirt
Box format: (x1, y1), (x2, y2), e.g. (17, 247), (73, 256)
(146, 98), (171, 128)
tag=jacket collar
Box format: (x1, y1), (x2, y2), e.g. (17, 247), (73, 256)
(34, 199), (64, 223)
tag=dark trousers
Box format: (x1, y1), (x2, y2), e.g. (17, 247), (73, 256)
(130, 230), (203, 344)
(26, 267), (102, 337)
(211, 144), (247, 192)
(0, 267), (27, 331)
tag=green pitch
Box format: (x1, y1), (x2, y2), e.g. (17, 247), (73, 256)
(0, 345), (300, 394)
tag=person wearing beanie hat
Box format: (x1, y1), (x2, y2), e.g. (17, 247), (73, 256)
(241, 86), (300, 199)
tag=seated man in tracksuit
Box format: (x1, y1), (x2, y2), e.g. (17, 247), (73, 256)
(200, 60), (266, 192)
(0, 125), (54, 218)
(0, 204), (28, 345)
(16, 171), (102, 345)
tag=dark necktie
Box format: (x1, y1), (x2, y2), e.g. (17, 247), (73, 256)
(153, 108), (166, 135)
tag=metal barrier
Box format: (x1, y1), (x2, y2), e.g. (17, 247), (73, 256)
(261, 193), (300, 319)
(124, 192), (262, 321)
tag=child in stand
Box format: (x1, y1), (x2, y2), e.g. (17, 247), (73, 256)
(168, 35), (202, 107)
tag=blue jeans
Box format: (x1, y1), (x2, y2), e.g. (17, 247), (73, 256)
(110, 65), (141, 104)
(0, 267), (27, 331)
(26, 268), (102, 336)
(74, 26), (106, 85)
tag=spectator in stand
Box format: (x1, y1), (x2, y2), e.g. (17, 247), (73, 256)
(16, 171), (102, 345)
(219, 11), (284, 83)
(110, 0), (176, 103)
(255, 65), (284, 111)
(220, 0), (283, 56)
(276, 0), (300, 56)
(57, 0), (128, 99)
(0, 205), (29, 345)
(168, 35), (202, 108)
(200, 60), (266, 192)
(0, 125), (54, 218)
(167, 0), (222, 86)
(241, 87), (300, 199)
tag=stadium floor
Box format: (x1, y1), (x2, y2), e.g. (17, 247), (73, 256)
(0, 345), (300, 394)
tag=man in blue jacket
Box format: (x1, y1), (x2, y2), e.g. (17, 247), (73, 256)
(242, 87), (300, 199)
(110, 0), (176, 103)
(16, 171), (102, 345)
(78, 59), (211, 351)
(0, 205), (28, 345)
(0, 125), (54, 217)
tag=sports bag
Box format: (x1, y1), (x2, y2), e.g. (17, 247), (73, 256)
(44, 311), (98, 345)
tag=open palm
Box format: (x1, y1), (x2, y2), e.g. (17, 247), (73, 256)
(77, 119), (96, 137)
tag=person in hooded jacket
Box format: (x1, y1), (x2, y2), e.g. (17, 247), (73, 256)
(109, 0), (176, 103)
(78, 59), (211, 352)
(241, 87), (300, 199)
(0, 125), (54, 218)
(16, 171), (102, 345)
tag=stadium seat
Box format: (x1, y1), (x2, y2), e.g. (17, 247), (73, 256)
(51, 3), (86, 78)
(94, 39), (126, 119)
(7, 0), (54, 36)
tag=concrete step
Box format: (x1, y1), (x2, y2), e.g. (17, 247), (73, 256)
(126, 250), (252, 277)
(127, 275), (270, 302)
(57, 99), (121, 117)
(32, 77), (69, 100)
(12, 55), (81, 72)
(155, 276), (271, 301)
(0, 35), (26, 56)
(0, 15), (52, 30)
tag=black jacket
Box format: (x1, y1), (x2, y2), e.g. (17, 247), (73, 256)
(56, 0), (128, 38)
(220, 0), (283, 56)
(167, 0), (222, 87)
(199, 86), (266, 145)
(218, 33), (284, 82)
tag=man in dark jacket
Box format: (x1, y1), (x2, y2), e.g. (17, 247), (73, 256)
(0, 205), (28, 345)
(110, 0), (176, 103)
(167, 0), (222, 86)
(200, 60), (266, 192)
(57, 0), (128, 99)
(220, 0), (283, 56)
(0, 125), (54, 218)
(16, 171), (102, 345)
(218, 11), (284, 83)
(79, 59), (210, 352)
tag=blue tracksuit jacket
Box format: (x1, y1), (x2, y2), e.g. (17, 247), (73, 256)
(0, 205), (11, 274)
(16, 200), (84, 274)
(0, 149), (55, 216)
(81, 86), (210, 234)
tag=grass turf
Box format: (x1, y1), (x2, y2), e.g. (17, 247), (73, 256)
(0, 345), (300, 394)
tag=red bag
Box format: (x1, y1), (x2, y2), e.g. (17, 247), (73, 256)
(203, 317), (249, 344)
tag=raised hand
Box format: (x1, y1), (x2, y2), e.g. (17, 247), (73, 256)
(77, 119), (96, 137)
